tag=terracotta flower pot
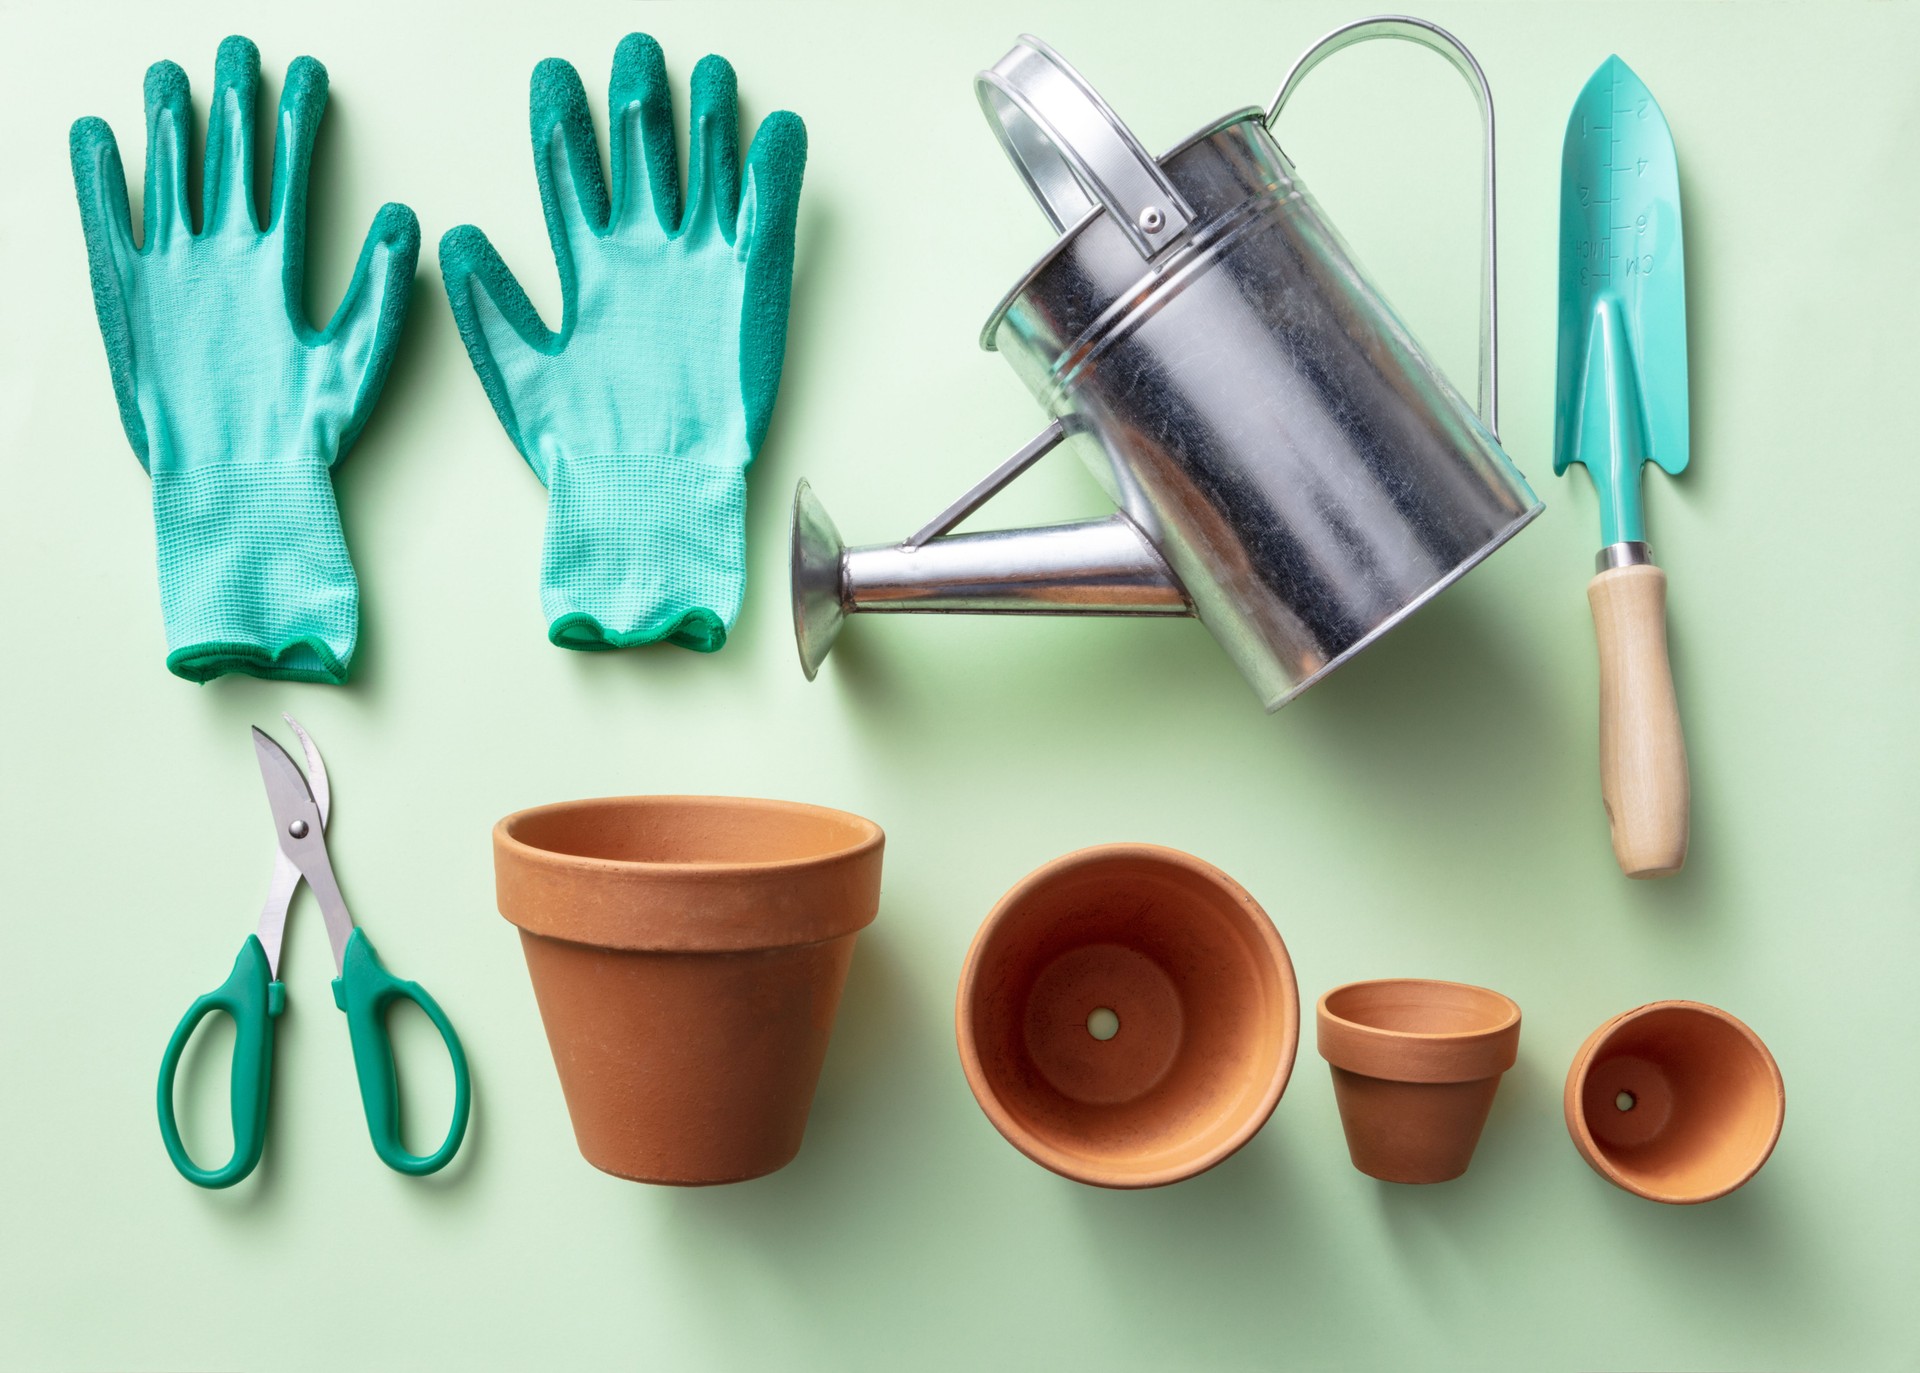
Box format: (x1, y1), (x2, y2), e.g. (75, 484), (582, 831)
(955, 844), (1298, 1189)
(493, 796), (883, 1185)
(1564, 1000), (1784, 1204)
(1316, 979), (1521, 1184)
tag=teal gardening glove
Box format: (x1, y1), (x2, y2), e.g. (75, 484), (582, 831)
(441, 35), (806, 651)
(70, 37), (418, 683)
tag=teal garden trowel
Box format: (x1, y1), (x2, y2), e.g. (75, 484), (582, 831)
(1555, 56), (1690, 878)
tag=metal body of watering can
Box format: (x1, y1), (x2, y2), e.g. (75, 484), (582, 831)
(792, 16), (1544, 712)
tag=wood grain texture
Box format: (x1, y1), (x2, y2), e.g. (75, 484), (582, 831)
(1588, 565), (1689, 878)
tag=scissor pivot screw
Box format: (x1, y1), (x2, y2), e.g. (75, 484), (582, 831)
(288, 820), (309, 839)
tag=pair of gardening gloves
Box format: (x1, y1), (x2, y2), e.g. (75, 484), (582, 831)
(72, 34), (805, 683)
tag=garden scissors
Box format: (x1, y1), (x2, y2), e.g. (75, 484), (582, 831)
(157, 716), (470, 1187)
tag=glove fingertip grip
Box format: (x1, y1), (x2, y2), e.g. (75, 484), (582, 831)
(372, 201), (421, 257)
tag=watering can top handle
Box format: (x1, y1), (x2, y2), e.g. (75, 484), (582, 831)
(1267, 14), (1501, 435)
(976, 36), (1196, 262)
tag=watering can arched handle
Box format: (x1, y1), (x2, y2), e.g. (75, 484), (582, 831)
(976, 37), (1195, 261)
(1267, 15), (1502, 435)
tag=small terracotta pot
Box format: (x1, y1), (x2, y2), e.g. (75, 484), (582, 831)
(1316, 979), (1521, 1184)
(494, 796), (884, 1185)
(1565, 1000), (1783, 1204)
(955, 844), (1298, 1189)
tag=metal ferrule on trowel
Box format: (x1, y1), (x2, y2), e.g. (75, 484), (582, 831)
(791, 421), (1193, 685)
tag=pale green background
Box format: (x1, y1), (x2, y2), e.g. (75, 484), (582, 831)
(2, 1), (1914, 1369)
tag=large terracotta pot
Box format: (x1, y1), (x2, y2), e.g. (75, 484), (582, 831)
(1565, 1000), (1784, 1204)
(1317, 978), (1521, 1184)
(955, 844), (1298, 1189)
(493, 796), (884, 1185)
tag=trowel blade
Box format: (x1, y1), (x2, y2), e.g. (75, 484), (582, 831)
(1555, 55), (1690, 547)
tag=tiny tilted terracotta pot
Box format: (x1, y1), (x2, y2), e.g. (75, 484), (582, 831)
(1317, 979), (1521, 1184)
(955, 844), (1298, 1189)
(1565, 1000), (1784, 1204)
(493, 796), (883, 1185)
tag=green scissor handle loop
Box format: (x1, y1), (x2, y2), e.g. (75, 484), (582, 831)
(331, 927), (470, 1176)
(157, 935), (284, 1188)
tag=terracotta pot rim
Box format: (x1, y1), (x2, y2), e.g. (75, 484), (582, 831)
(494, 795), (885, 952)
(1316, 978), (1520, 1084)
(1317, 978), (1522, 1042)
(494, 794), (885, 876)
(1318, 978), (1520, 1036)
(1564, 999), (1784, 1205)
(956, 843), (1300, 1190)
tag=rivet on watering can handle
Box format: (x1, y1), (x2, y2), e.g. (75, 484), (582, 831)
(976, 35), (1194, 261)
(1267, 14), (1501, 434)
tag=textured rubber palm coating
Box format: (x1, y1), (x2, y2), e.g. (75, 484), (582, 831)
(440, 34), (807, 652)
(69, 36), (419, 683)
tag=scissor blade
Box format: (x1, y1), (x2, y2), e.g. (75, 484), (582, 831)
(252, 728), (355, 976)
(253, 720), (330, 978)
(253, 854), (301, 980)
(282, 715), (331, 827)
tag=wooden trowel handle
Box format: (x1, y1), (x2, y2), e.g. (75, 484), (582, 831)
(1588, 564), (1689, 878)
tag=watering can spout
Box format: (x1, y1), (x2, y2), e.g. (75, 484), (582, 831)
(790, 478), (1192, 681)
(791, 480), (850, 680)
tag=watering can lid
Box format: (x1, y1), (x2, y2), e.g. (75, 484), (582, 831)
(973, 17), (1502, 431)
(974, 105), (1263, 354)
(974, 35), (1274, 351)
(976, 36), (1199, 261)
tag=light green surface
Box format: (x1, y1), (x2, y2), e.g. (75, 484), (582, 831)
(1, 2), (1914, 1369)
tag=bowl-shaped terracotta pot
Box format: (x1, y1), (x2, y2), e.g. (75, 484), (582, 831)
(1565, 1000), (1783, 1204)
(1317, 979), (1521, 1184)
(494, 796), (883, 1185)
(956, 844), (1297, 1188)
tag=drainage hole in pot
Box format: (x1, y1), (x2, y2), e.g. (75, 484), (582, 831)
(1086, 1007), (1120, 1041)
(1615, 1090), (1637, 1112)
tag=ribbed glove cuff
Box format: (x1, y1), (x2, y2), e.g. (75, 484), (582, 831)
(540, 451), (748, 653)
(150, 457), (358, 684)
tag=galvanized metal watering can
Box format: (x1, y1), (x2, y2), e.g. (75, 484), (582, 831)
(791, 16), (1543, 711)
